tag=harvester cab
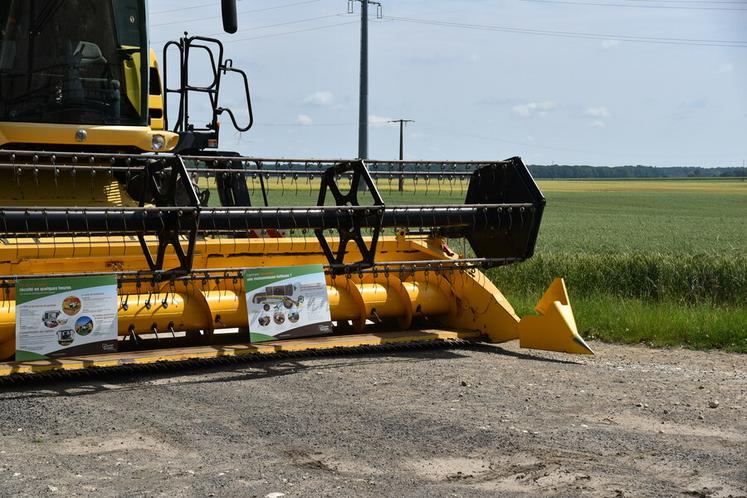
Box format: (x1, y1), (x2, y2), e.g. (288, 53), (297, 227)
(0, 0), (591, 383)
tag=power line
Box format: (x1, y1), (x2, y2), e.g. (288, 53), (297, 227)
(383, 15), (747, 48)
(418, 123), (595, 154)
(150, 0), (320, 17)
(349, 0), (384, 160)
(616, 0), (747, 4)
(521, 0), (747, 11)
(259, 122), (355, 127)
(389, 119), (415, 191)
(220, 20), (358, 43)
(150, 15), (352, 45)
(152, 13), (339, 30)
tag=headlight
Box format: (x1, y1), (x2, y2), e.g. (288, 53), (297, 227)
(152, 134), (166, 151)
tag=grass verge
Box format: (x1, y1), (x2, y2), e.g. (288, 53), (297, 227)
(506, 293), (747, 353)
(489, 252), (747, 307)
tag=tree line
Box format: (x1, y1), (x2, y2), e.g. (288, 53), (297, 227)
(527, 165), (746, 179)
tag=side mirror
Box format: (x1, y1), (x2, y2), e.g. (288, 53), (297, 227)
(221, 0), (238, 34)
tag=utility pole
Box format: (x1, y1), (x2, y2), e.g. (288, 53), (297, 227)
(349, 0), (382, 160)
(389, 119), (414, 191)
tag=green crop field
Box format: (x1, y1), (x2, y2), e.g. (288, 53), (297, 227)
(203, 176), (747, 352)
(492, 179), (747, 352)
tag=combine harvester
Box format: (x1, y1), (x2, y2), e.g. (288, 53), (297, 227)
(0, 0), (591, 383)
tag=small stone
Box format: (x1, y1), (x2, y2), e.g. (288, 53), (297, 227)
(708, 400), (719, 409)
(698, 414), (705, 420)
(47, 485), (58, 493)
(461, 381), (468, 387)
(265, 494), (285, 498)
(635, 403), (643, 408)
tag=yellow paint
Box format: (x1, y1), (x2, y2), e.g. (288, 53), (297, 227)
(122, 47), (143, 116)
(518, 278), (593, 355)
(148, 50), (166, 131)
(0, 122), (178, 152)
(0, 330), (482, 377)
(0, 235), (588, 360)
(536, 179), (747, 194)
(0, 173), (137, 207)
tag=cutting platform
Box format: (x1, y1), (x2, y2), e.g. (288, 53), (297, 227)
(0, 330), (484, 378)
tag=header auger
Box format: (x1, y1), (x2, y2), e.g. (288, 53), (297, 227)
(0, 0), (590, 383)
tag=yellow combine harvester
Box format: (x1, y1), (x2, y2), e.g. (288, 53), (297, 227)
(0, 0), (590, 382)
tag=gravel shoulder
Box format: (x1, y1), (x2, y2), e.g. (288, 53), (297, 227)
(0, 341), (744, 497)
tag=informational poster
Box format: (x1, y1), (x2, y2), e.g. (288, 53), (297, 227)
(244, 265), (333, 343)
(15, 275), (119, 361)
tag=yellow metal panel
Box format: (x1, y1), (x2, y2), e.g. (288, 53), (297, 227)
(148, 49), (165, 131)
(0, 330), (483, 377)
(518, 278), (593, 355)
(122, 49), (143, 116)
(0, 123), (178, 152)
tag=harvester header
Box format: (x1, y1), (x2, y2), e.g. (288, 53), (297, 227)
(0, 0), (591, 383)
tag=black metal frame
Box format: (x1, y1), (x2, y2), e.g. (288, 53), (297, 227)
(135, 157), (200, 275)
(163, 35), (253, 153)
(315, 161), (384, 273)
(0, 150), (546, 277)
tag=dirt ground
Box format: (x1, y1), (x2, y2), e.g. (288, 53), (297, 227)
(0, 341), (744, 498)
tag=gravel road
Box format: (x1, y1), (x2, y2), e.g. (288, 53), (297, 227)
(0, 341), (744, 497)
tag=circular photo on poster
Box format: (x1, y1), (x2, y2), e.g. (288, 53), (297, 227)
(258, 316), (271, 327)
(62, 296), (82, 316)
(75, 316), (94, 336)
(57, 329), (74, 346)
(42, 311), (63, 329)
(288, 312), (300, 323)
(273, 312), (285, 325)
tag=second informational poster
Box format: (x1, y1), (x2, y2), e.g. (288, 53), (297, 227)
(244, 265), (333, 343)
(15, 275), (119, 361)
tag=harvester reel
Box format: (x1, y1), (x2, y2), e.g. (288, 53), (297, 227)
(315, 161), (385, 274)
(445, 158), (546, 263)
(137, 157), (201, 276)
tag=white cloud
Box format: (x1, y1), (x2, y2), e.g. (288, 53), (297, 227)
(589, 120), (606, 128)
(303, 90), (335, 107)
(295, 114), (313, 125)
(601, 39), (620, 49)
(369, 115), (395, 127)
(584, 106), (611, 118)
(717, 63), (734, 74)
(511, 101), (558, 118)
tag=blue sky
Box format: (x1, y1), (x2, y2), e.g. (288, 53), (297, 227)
(148, 0), (746, 167)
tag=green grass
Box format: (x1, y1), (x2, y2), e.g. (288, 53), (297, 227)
(506, 292), (747, 353)
(495, 180), (747, 352)
(535, 189), (746, 254)
(490, 252), (747, 307)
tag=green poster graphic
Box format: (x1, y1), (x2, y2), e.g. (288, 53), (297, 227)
(244, 265), (333, 343)
(15, 275), (119, 361)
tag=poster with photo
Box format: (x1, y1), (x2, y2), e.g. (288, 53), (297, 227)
(244, 265), (332, 343)
(15, 275), (118, 361)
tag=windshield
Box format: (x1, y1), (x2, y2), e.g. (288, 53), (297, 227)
(0, 0), (148, 126)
